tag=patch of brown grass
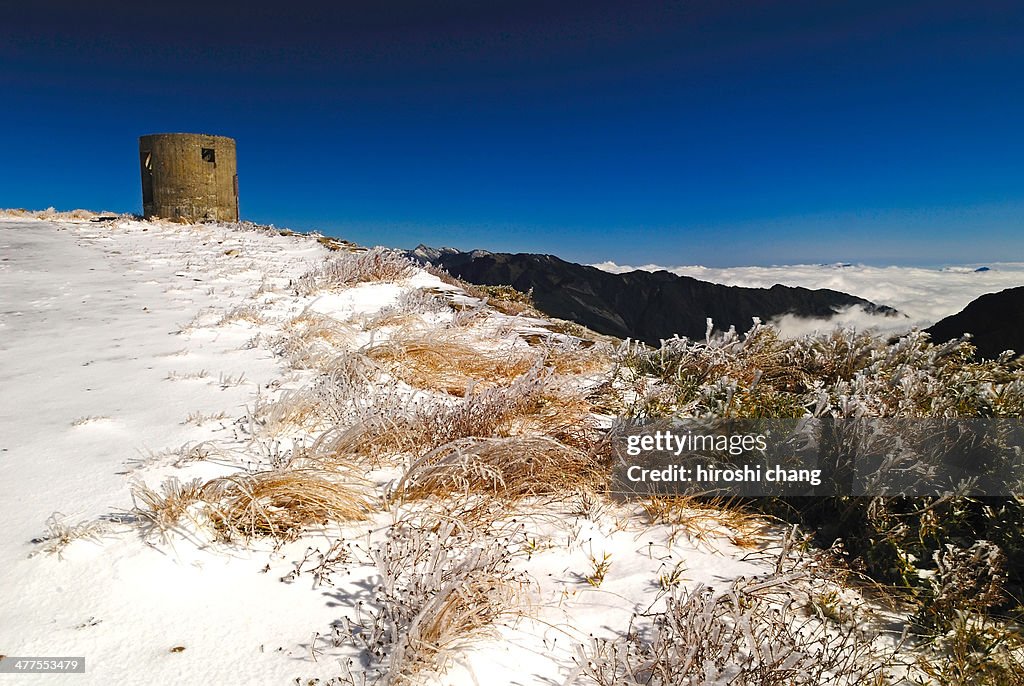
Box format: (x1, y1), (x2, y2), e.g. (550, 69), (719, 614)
(201, 469), (370, 541)
(421, 264), (537, 316)
(1, 207), (105, 220)
(360, 307), (424, 331)
(132, 470), (369, 542)
(217, 304), (266, 326)
(392, 435), (604, 503)
(252, 388), (323, 435)
(282, 311), (357, 348)
(539, 337), (614, 376)
(640, 494), (766, 549)
(472, 284), (536, 316)
(311, 365), (603, 465)
(364, 330), (539, 395)
(316, 235), (359, 252)
(513, 387), (604, 453)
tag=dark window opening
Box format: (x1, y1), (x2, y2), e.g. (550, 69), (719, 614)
(201, 147), (216, 163)
(140, 150), (154, 206)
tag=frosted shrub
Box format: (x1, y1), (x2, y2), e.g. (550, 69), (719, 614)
(618, 323), (1024, 420)
(294, 247), (417, 294)
(311, 363), (596, 462)
(570, 571), (884, 686)
(615, 323), (1024, 620)
(334, 516), (521, 683)
(915, 540), (1007, 632)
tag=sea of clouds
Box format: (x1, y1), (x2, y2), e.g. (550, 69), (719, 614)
(591, 261), (1024, 337)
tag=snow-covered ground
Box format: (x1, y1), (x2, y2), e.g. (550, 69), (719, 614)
(0, 217), (353, 683)
(0, 216), (907, 685)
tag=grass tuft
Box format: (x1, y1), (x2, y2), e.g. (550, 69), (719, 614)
(201, 469), (369, 541)
(295, 247), (417, 294)
(30, 513), (111, 558)
(131, 471), (368, 542)
(392, 435), (603, 502)
(364, 329), (538, 396)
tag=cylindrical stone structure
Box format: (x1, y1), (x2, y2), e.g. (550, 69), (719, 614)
(139, 133), (239, 222)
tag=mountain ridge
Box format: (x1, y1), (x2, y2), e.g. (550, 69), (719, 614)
(408, 245), (900, 345)
(925, 286), (1024, 360)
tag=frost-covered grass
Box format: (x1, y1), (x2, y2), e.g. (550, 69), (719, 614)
(331, 514), (524, 684)
(132, 469), (370, 542)
(294, 246), (418, 294)
(7, 214), (1022, 685)
(364, 328), (539, 395)
(160, 230), (1024, 683)
(572, 574), (884, 685)
(391, 435), (602, 503)
(615, 322), (1024, 683)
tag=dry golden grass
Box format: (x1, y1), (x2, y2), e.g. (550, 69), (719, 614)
(471, 284), (536, 316)
(282, 311), (357, 349)
(201, 469), (369, 541)
(538, 337), (612, 376)
(252, 389), (323, 435)
(295, 247), (417, 294)
(311, 366), (604, 467)
(1, 207), (107, 220)
(390, 573), (519, 682)
(316, 235), (359, 252)
(364, 329), (539, 396)
(640, 494), (766, 549)
(132, 470), (369, 542)
(392, 435), (604, 503)
(131, 477), (207, 537)
(217, 304), (266, 326)
(360, 307), (425, 331)
(421, 264), (537, 316)
(512, 388), (605, 453)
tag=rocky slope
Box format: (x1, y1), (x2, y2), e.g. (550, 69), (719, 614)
(925, 285), (1024, 360)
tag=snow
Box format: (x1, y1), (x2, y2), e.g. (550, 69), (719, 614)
(0, 217), (348, 684)
(1, 216), (895, 684)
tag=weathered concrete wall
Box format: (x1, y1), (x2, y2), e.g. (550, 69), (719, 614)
(139, 133), (239, 222)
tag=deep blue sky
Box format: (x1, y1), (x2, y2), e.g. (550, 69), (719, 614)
(2, 1), (1022, 266)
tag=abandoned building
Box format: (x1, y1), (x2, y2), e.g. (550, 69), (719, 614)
(138, 133), (239, 222)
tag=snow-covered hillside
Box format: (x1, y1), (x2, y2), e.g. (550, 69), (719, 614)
(0, 215), (1016, 685)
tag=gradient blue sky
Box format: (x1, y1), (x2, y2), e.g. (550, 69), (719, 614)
(2, 1), (1022, 266)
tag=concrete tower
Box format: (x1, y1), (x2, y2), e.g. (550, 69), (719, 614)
(139, 133), (239, 222)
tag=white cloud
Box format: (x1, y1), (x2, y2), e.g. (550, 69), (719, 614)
(591, 261), (1024, 335)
